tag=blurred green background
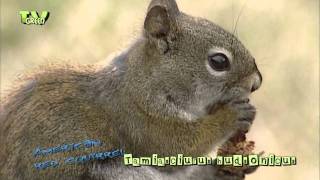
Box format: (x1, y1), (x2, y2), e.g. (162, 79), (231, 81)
(1, 0), (319, 179)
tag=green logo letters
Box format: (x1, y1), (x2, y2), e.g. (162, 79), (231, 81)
(19, 11), (50, 25)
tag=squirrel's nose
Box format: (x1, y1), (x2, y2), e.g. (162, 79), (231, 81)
(251, 71), (262, 92)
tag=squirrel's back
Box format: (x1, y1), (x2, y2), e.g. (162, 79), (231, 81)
(0, 63), (120, 179)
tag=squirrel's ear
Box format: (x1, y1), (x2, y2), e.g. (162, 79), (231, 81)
(144, 0), (180, 38)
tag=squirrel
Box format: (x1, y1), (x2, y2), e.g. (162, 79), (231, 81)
(0, 0), (262, 179)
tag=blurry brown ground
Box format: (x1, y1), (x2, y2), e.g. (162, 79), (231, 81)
(1, 0), (319, 179)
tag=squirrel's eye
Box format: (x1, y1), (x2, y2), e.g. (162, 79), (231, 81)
(208, 53), (230, 71)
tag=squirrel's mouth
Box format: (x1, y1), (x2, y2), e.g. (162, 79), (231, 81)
(206, 97), (250, 115)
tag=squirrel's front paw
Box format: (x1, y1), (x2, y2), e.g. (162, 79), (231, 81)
(229, 98), (256, 133)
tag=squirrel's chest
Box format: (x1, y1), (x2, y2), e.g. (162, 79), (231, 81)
(88, 160), (197, 180)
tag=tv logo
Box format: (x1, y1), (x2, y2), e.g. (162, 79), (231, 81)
(19, 11), (50, 25)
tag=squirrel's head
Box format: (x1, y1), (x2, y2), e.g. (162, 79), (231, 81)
(127, 0), (262, 121)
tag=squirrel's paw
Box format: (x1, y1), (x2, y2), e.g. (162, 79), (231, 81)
(229, 98), (256, 133)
